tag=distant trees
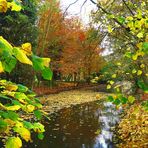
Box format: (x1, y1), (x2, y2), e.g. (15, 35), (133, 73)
(37, 0), (104, 82)
(59, 21), (104, 81)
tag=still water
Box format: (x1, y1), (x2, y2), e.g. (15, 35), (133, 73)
(24, 100), (121, 148)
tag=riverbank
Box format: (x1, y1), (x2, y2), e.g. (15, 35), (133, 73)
(40, 88), (108, 114)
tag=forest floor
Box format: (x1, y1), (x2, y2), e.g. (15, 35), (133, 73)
(40, 87), (108, 114)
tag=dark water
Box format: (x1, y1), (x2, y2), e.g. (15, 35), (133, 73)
(24, 100), (121, 148)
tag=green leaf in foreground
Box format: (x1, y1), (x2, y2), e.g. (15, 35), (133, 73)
(37, 133), (44, 140)
(17, 84), (28, 93)
(41, 67), (53, 80)
(34, 110), (42, 120)
(0, 119), (7, 133)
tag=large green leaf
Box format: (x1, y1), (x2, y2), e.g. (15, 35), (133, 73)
(0, 37), (13, 55)
(34, 110), (42, 120)
(120, 96), (128, 104)
(32, 55), (52, 80)
(137, 80), (148, 92)
(117, 16), (125, 24)
(41, 67), (53, 80)
(23, 121), (34, 130)
(113, 98), (120, 105)
(37, 133), (44, 140)
(1, 111), (19, 121)
(142, 42), (148, 54)
(17, 84), (28, 93)
(0, 119), (8, 133)
(32, 55), (44, 71)
(2, 56), (17, 73)
(107, 96), (114, 102)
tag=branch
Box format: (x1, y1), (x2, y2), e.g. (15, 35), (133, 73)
(63, 0), (80, 16)
(122, 0), (134, 16)
(89, 0), (138, 40)
(80, 0), (88, 14)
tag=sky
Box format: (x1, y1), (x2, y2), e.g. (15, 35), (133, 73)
(60, 0), (97, 25)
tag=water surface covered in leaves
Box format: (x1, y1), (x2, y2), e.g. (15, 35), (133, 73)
(24, 100), (121, 148)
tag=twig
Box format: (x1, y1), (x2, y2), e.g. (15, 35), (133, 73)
(80, 0), (88, 14)
(122, 0), (134, 16)
(63, 0), (80, 16)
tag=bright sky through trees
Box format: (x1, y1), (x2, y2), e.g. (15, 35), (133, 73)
(60, 0), (97, 25)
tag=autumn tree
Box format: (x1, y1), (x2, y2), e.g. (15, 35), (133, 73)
(89, 0), (147, 93)
(59, 18), (104, 82)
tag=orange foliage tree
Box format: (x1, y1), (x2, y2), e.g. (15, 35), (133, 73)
(37, 0), (104, 82)
(59, 18), (104, 81)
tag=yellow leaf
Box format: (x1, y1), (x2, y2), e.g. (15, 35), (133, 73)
(140, 64), (145, 68)
(5, 84), (18, 91)
(132, 54), (138, 60)
(15, 121), (23, 128)
(107, 84), (111, 89)
(127, 21), (134, 29)
(112, 74), (116, 78)
(2, 90), (15, 97)
(4, 119), (15, 126)
(128, 96), (135, 103)
(116, 88), (120, 92)
(42, 58), (51, 67)
(0, 36), (13, 53)
(20, 128), (31, 142)
(14, 127), (31, 142)
(109, 80), (114, 85)
(6, 105), (21, 111)
(126, 16), (133, 21)
(0, 61), (4, 73)
(94, 77), (99, 81)
(127, 47), (130, 51)
(9, 1), (21, 11)
(116, 62), (121, 66)
(26, 104), (35, 112)
(141, 2), (146, 7)
(132, 69), (137, 74)
(0, 0), (7, 12)
(136, 42), (143, 49)
(137, 70), (142, 76)
(137, 32), (143, 38)
(137, 50), (144, 56)
(21, 43), (32, 56)
(13, 47), (32, 65)
(108, 25), (113, 33)
(6, 137), (22, 148)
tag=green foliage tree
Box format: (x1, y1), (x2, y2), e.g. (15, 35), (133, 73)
(0, 0), (39, 85)
(0, 1), (52, 147)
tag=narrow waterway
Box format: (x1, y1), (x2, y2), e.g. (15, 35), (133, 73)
(24, 99), (121, 148)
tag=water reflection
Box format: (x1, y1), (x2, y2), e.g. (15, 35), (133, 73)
(24, 101), (121, 148)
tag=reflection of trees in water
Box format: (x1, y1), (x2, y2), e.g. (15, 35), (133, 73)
(24, 101), (117, 148)
(53, 102), (101, 148)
